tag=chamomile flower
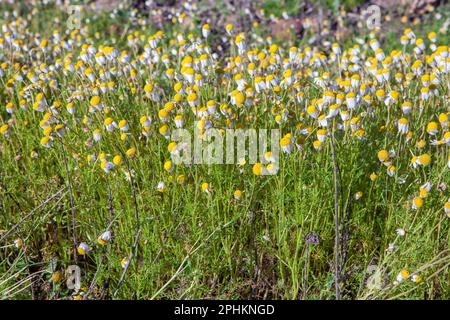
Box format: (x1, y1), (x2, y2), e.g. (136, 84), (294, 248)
(417, 153), (431, 166)
(377, 149), (390, 163)
(101, 160), (115, 173)
(201, 24), (210, 38)
(252, 163), (264, 176)
(387, 165), (396, 177)
(14, 238), (23, 249)
(156, 181), (165, 193)
(77, 242), (91, 255)
(411, 274), (422, 283)
(126, 147), (137, 158)
(201, 182), (211, 194)
(280, 135), (293, 153)
(444, 199), (450, 217)
(0, 124), (10, 138)
(97, 231), (112, 245)
(396, 269), (410, 283)
(397, 118), (409, 134)
(118, 120), (129, 132)
(233, 189), (242, 201)
(121, 257), (130, 269)
(419, 182), (432, 198)
(40, 136), (53, 148)
(412, 197), (424, 209)
(164, 160), (173, 173)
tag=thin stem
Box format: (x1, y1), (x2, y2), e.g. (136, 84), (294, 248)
(59, 139), (77, 263)
(112, 229), (141, 298)
(330, 130), (341, 300)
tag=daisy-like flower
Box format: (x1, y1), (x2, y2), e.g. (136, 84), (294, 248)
(101, 160), (115, 173)
(0, 124), (10, 138)
(158, 108), (169, 123)
(314, 128), (327, 142)
(417, 153), (431, 166)
(5, 102), (15, 114)
(345, 92), (357, 109)
(411, 274), (422, 283)
(67, 102), (75, 115)
(412, 196), (424, 209)
(113, 155), (122, 166)
(396, 269), (410, 283)
(225, 23), (234, 36)
(55, 124), (65, 137)
(126, 147), (137, 159)
(123, 169), (135, 182)
(264, 162), (276, 175)
(182, 68), (195, 84)
(426, 121), (439, 135)
(93, 129), (102, 142)
(252, 163), (264, 176)
(121, 257), (130, 269)
(419, 182), (432, 198)
(235, 34), (246, 54)
(33, 92), (47, 112)
(40, 136), (53, 148)
(201, 182), (211, 194)
(104, 117), (118, 132)
(187, 92), (199, 107)
(14, 238), (23, 249)
(387, 165), (396, 177)
(444, 199), (450, 217)
(233, 189), (242, 201)
(401, 101), (413, 115)
(174, 115), (184, 128)
(280, 135), (293, 153)
(313, 140), (322, 151)
(168, 141), (179, 157)
(90, 95), (102, 111)
(377, 149), (390, 164)
(201, 24), (210, 38)
(396, 228), (406, 236)
(306, 105), (319, 119)
(156, 181), (165, 193)
(140, 115), (152, 127)
(384, 91), (398, 106)
(354, 191), (363, 200)
(397, 118), (409, 134)
(231, 90), (245, 107)
(77, 242), (91, 255)
(369, 39), (380, 51)
(332, 43), (341, 55)
(118, 120), (129, 132)
(97, 231), (112, 245)
(164, 160), (173, 173)
(159, 124), (171, 139)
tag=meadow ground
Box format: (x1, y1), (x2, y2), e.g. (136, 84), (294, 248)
(0, 0), (449, 300)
